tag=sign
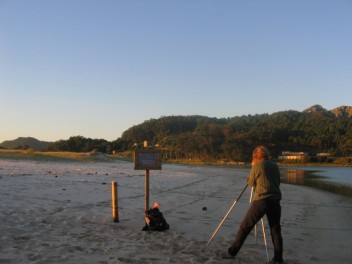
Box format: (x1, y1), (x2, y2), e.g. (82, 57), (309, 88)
(134, 149), (161, 170)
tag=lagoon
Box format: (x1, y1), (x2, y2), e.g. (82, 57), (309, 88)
(280, 166), (352, 197)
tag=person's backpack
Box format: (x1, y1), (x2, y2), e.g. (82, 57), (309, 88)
(142, 207), (169, 231)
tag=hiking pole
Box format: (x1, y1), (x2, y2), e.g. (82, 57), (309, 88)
(261, 218), (270, 263)
(207, 184), (248, 245)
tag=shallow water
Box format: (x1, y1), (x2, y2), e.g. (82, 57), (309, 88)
(163, 163), (352, 197)
(280, 166), (352, 197)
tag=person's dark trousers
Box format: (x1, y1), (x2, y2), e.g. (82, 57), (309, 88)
(229, 199), (283, 262)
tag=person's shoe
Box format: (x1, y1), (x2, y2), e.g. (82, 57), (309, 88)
(228, 246), (237, 256)
(221, 252), (235, 259)
(221, 247), (236, 259)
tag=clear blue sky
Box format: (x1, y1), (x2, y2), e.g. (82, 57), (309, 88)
(1, 0), (351, 142)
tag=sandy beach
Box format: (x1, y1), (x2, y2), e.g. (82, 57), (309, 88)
(1, 159), (351, 264)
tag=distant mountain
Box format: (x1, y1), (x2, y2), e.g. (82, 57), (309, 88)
(330, 106), (352, 118)
(303, 104), (327, 113)
(0, 137), (52, 151)
(303, 104), (352, 118)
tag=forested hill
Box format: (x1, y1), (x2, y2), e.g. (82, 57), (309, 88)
(115, 105), (352, 161)
(18, 104), (351, 163)
(0, 137), (51, 151)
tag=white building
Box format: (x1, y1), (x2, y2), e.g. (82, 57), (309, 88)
(279, 151), (308, 160)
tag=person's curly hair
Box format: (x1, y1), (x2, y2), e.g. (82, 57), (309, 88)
(252, 145), (271, 163)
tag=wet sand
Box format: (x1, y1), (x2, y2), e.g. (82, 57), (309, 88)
(1, 159), (351, 263)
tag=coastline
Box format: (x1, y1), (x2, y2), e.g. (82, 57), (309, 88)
(1, 148), (351, 167)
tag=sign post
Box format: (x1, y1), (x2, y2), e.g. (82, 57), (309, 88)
(134, 148), (161, 211)
(145, 169), (150, 210)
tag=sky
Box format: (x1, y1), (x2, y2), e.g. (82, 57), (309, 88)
(1, 0), (351, 143)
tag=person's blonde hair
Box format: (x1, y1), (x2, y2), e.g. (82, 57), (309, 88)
(252, 145), (270, 164)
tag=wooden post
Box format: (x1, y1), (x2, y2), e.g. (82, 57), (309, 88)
(112, 181), (119, 222)
(145, 169), (150, 211)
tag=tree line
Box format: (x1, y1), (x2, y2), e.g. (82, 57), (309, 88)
(47, 109), (352, 163)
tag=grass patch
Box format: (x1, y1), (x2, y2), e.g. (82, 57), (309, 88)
(0, 149), (112, 162)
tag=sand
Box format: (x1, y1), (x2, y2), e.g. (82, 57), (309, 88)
(0, 159), (351, 264)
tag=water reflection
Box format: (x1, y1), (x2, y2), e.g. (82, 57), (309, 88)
(280, 168), (352, 197)
(284, 169), (306, 185)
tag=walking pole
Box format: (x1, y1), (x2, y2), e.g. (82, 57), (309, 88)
(261, 218), (270, 262)
(207, 184), (248, 245)
(249, 187), (258, 244)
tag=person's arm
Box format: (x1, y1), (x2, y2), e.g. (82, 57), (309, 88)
(247, 166), (256, 188)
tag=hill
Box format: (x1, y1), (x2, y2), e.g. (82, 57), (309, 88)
(330, 105), (352, 118)
(115, 104), (352, 162)
(2, 104), (351, 163)
(0, 137), (52, 151)
(303, 104), (352, 118)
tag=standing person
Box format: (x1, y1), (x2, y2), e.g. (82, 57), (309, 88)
(223, 145), (284, 264)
